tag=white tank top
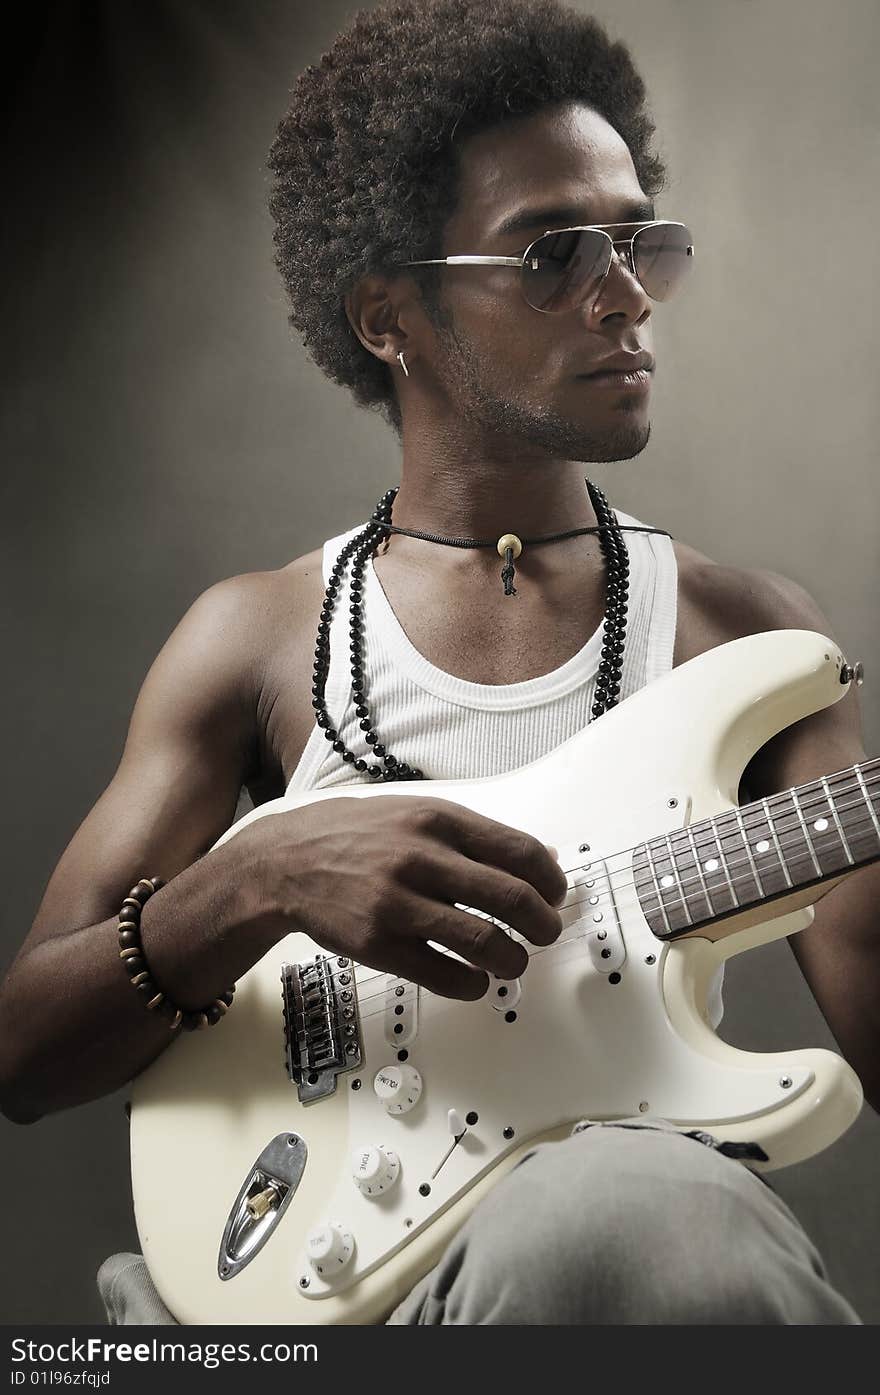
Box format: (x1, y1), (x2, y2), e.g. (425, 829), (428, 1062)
(288, 509), (676, 790)
(285, 506), (724, 1024)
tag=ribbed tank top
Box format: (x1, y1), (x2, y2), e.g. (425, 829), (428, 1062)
(288, 509), (676, 791)
(285, 505), (724, 1024)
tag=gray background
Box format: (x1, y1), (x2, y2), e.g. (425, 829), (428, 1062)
(1, 0), (878, 1323)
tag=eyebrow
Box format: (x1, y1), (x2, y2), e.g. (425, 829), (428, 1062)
(493, 199), (656, 240)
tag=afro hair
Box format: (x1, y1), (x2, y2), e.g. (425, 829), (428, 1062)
(267, 0), (666, 434)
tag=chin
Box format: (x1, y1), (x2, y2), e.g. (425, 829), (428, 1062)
(576, 416), (652, 463)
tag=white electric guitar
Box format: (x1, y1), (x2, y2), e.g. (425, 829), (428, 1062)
(129, 629), (876, 1325)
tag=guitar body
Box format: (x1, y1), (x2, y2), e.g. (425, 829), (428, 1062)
(129, 630), (864, 1324)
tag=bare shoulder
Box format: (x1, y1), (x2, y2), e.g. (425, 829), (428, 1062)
(203, 544), (327, 680)
(672, 539), (833, 667)
(165, 548), (325, 776)
(672, 540), (866, 792)
(191, 547), (324, 652)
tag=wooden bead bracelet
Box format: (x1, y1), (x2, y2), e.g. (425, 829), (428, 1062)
(117, 877), (235, 1031)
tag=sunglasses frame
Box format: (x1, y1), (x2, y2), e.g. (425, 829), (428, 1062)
(401, 219), (694, 313)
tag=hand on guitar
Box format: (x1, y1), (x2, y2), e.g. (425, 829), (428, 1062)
(239, 797), (569, 1000)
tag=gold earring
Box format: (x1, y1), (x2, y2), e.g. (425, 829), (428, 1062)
(397, 351), (410, 378)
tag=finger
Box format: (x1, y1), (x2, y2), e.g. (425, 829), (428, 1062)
(459, 863), (563, 946)
(424, 900), (530, 978)
(388, 938), (490, 1001)
(417, 800), (569, 908)
(543, 845), (567, 904)
(411, 852), (563, 949)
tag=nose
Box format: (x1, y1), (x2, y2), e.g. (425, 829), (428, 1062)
(587, 244), (651, 328)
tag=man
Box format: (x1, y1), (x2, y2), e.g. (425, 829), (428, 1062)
(0, 0), (874, 1323)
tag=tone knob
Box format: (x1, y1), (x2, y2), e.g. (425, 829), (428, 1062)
(351, 1144), (400, 1197)
(305, 1222), (354, 1276)
(373, 1063), (423, 1115)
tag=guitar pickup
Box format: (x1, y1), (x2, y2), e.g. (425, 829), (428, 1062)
(384, 976), (419, 1046)
(565, 860), (626, 974)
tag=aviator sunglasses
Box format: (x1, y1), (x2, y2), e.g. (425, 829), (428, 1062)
(401, 220), (694, 313)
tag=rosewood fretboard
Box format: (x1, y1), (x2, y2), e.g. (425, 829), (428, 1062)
(633, 758), (880, 940)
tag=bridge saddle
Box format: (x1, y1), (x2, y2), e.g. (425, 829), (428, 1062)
(281, 953), (363, 1103)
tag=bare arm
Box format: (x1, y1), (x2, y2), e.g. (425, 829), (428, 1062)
(745, 615), (880, 1114)
(0, 573), (281, 1123)
(677, 551), (880, 1113)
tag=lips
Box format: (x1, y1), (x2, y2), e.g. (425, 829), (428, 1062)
(580, 351), (655, 378)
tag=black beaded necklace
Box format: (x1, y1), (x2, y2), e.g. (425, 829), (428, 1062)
(311, 479), (661, 783)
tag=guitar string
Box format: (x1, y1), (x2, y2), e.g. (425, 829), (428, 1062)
(343, 774), (880, 987)
(286, 763), (879, 999)
(352, 923), (627, 1019)
(348, 763), (879, 943)
(622, 785), (880, 900)
(343, 820), (876, 1021)
(343, 791), (880, 1006)
(283, 768), (880, 1009)
(353, 898), (723, 1025)
(348, 805), (868, 1024)
(286, 766), (880, 1040)
(344, 809), (880, 1015)
(351, 860), (875, 1024)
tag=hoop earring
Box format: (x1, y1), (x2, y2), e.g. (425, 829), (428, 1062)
(397, 351), (410, 378)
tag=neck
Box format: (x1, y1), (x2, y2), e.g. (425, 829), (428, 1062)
(636, 758), (880, 941)
(393, 421), (601, 540)
(380, 467), (607, 586)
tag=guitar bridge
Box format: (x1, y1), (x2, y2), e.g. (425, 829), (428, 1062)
(281, 954), (362, 1103)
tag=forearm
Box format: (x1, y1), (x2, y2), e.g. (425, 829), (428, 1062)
(0, 837), (280, 1122)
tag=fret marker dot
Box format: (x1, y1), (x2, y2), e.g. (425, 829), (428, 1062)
(813, 817), (829, 832)
(660, 875), (675, 888)
(755, 840), (770, 854)
(703, 858), (719, 873)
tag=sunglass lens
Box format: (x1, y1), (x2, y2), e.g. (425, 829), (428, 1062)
(521, 229), (611, 312)
(632, 223), (693, 302)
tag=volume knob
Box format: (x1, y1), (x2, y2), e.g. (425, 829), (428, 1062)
(351, 1144), (400, 1197)
(373, 1063), (423, 1115)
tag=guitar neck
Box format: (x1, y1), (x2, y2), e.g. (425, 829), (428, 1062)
(634, 757), (880, 941)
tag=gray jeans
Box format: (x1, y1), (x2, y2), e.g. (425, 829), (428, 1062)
(97, 1121), (861, 1325)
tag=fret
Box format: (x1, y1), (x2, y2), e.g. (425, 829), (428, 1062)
(773, 790), (809, 881)
(821, 773), (854, 866)
(666, 823), (712, 924)
(854, 764), (880, 842)
(844, 768), (880, 863)
(685, 824), (715, 917)
(761, 796), (793, 888)
(634, 760), (880, 941)
(631, 854), (656, 907)
(808, 774), (851, 873)
(738, 802), (791, 897)
(733, 805), (765, 897)
(630, 847), (662, 936)
(771, 789), (824, 884)
(711, 816), (740, 908)
(644, 844), (673, 937)
(792, 788), (822, 878)
(663, 832), (694, 928)
(689, 819), (737, 915)
(710, 807), (754, 905)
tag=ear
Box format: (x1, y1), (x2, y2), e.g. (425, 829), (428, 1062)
(345, 274), (409, 368)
